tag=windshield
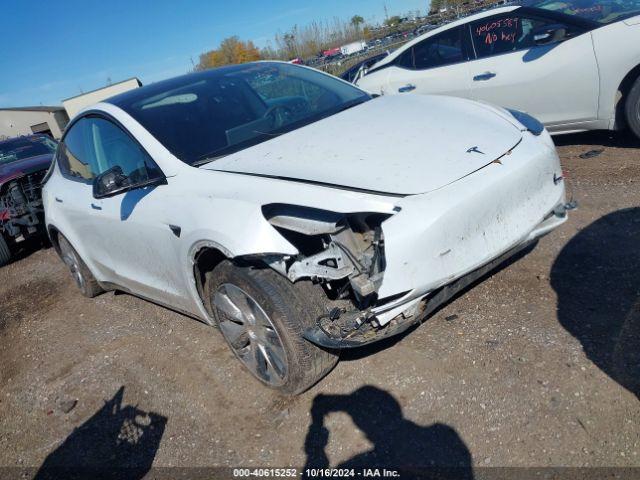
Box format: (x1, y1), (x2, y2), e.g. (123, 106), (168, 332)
(0, 136), (57, 166)
(528, 0), (640, 23)
(110, 62), (370, 165)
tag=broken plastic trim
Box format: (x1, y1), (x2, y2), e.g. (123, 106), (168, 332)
(303, 239), (538, 349)
(262, 204), (345, 235)
(262, 204), (391, 302)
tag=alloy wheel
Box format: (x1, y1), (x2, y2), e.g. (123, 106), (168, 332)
(213, 283), (288, 386)
(60, 243), (85, 290)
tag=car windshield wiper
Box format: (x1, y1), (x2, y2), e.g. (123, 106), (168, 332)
(192, 130), (280, 167)
(192, 154), (231, 167)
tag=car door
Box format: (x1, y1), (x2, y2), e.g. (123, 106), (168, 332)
(384, 26), (474, 98)
(80, 115), (191, 311)
(53, 117), (114, 280)
(467, 9), (600, 128)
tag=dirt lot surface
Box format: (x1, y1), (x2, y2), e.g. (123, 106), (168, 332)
(1, 131), (639, 476)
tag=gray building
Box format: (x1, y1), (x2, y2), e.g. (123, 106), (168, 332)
(0, 106), (69, 140)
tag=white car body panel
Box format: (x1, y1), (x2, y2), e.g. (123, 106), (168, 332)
(383, 61), (473, 99)
(467, 32), (600, 127)
(204, 95), (522, 195)
(591, 17), (640, 127)
(356, 7), (640, 135)
(44, 84), (567, 334)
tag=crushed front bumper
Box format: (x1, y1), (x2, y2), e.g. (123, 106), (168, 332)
(303, 220), (551, 349)
(304, 132), (570, 349)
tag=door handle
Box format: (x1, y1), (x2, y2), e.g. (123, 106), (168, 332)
(55, 197), (63, 203)
(473, 72), (497, 81)
(398, 84), (416, 93)
(91, 203), (102, 211)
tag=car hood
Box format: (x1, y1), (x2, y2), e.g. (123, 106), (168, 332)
(203, 95), (522, 195)
(0, 154), (52, 184)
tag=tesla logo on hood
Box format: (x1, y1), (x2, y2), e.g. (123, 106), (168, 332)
(466, 146), (485, 155)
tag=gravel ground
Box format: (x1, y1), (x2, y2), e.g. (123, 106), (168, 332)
(0, 131), (639, 477)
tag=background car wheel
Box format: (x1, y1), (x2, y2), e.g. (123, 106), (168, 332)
(0, 234), (11, 267)
(625, 77), (640, 140)
(57, 235), (104, 298)
(205, 260), (338, 395)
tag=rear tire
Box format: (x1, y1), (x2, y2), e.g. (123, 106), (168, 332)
(205, 260), (338, 395)
(0, 234), (11, 267)
(625, 76), (640, 140)
(57, 235), (104, 298)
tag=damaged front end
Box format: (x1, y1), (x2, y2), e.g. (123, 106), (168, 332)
(262, 204), (392, 345)
(262, 202), (541, 350)
(0, 170), (47, 244)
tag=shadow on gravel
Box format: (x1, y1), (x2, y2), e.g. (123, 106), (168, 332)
(303, 386), (473, 479)
(551, 208), (640, 399)
(34, 386), (167, 480)
(553, 130), (640, 149)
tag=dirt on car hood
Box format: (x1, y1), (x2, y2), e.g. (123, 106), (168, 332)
(204, 95), (523, 195)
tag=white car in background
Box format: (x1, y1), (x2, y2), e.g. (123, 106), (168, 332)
(356, 0), (640, 138)
(43, 62), (568, 394)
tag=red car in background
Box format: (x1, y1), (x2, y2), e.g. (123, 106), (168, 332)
(0, 135), (56, 266)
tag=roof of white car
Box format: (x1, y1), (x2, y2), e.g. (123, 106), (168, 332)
(371, 5), (521, 69)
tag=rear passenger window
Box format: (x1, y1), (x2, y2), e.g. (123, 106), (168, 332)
(396, 27), (468, 70)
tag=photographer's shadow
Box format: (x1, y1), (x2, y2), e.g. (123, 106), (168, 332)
(34, 386), (167, 480)
(303, 386), (473, 479)
(551, 207), (640, 399)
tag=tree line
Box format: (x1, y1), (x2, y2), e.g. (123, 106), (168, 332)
(194, 12), (419, 71)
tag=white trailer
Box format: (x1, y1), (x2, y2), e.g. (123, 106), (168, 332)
(340, 41), (367, 56)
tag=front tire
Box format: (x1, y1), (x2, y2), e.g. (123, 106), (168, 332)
(625, 76), (640, 140)
(205, 261), (338, 395)
(0, 234), (11, 267)
(57, 235), (104, 298)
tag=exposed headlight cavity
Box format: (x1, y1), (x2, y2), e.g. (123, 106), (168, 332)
(262, 204), (391, 306)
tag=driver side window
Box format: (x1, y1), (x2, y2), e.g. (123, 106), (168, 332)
(59, 116), (162, 185)
(85, 117), (162, 184)
(397, 27), (468, 70)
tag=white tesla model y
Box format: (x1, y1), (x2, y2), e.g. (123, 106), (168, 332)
(43, 62), (569, 394)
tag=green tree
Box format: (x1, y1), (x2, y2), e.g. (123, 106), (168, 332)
(350, 14), (365, 30)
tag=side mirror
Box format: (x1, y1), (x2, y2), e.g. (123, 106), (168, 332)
(93, 166), (130, 199)
(533, 24), (568, 45)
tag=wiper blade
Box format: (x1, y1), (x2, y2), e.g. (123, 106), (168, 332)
(192, 155), (228, 167)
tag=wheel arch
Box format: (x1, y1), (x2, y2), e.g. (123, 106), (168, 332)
(192, 244), (230, 318)
(615, 63), (640, 129)
(190, 239), (294, 321)
(47, 224), (62, 256)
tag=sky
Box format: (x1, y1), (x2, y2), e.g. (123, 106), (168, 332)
(1, 0), (428, 107)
